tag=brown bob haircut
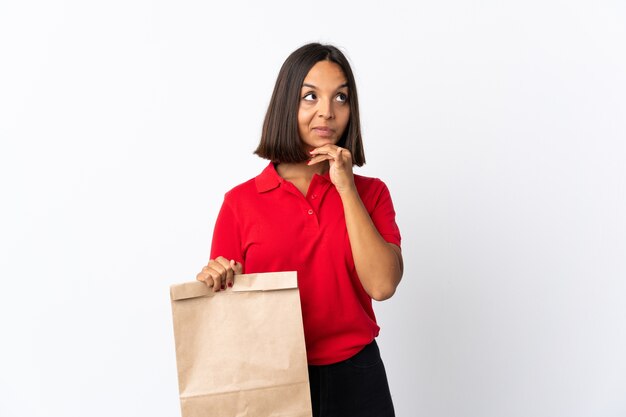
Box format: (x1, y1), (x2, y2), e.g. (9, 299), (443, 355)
(254, 43), (365, 166)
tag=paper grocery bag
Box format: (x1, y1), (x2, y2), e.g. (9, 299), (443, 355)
(170, 271), (312, 417)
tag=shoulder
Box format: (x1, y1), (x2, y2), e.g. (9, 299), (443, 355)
(222, 162), (279, 204)
(353, 174), (393, 207)
(354, 174), (389, 194)
(223, 177), (257, 203)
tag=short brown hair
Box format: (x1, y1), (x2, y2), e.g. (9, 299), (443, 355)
(254, 43), (365, 166)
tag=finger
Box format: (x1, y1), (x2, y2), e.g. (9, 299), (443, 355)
(222, 260), (242, 288)
(307, 154), (335, 165)
(309, 143), (338, 154)
(208, 269), (223, 292)
(309, 152), (347, 168)
(196, 265), (213, 285)
(334, 148), (344, 166)
(215, 257), (233, 289)
(232, 260), (243, 275)
(214, 256), (229, 268)
(226, 259), (237, 288)
(309, 147), (336, 157)
(206, 263), (225, 292)
(199, 268), (216, 288)
(336, 147), (352, 163)
(326, 147), (348, 162)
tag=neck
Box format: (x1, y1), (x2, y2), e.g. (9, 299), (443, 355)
(276, 160), (329, 180)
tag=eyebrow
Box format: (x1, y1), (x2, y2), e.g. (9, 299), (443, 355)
(302, 82), (349, 89)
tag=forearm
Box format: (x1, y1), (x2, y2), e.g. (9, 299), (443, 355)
(340, 188), (403, 301)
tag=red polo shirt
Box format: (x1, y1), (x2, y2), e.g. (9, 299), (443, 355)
(210, 162), (401, 365)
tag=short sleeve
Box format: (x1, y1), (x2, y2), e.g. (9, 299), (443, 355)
(209, 195), (245, 270)
(369, 181), (402, 247)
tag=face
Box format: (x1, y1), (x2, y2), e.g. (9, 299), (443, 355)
(297, 60), (350, 151)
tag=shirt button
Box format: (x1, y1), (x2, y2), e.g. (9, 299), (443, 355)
(307, 209), (314, 215)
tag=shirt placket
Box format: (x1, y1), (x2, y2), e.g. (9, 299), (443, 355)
(280, 175), (332, 231)
(305, 175), (332, 229)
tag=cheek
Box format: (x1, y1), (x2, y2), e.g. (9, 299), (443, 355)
(297, 107), (311, 127)
(297, 114), (307, 135)
(338, 109), (350, 133)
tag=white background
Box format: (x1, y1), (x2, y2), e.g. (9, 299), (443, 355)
(1, 1), (625, 416)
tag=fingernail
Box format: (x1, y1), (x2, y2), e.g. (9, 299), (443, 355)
(228, 282), (233, 288)
(221, 284), (225, 290)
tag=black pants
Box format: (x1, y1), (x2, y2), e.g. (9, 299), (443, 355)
(308, 340), (395, 417)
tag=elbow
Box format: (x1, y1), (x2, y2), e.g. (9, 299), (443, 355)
(370, 245), (403, 301)
(370, 284), (397, 302)
(371, 265), (402, 301)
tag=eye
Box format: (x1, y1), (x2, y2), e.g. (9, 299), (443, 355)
(302, 92), (317, 101)
(336, 92), (348, 103)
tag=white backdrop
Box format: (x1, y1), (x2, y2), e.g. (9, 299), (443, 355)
(1, 1), (625, 416)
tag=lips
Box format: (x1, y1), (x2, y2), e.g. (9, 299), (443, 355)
(312, 126), (335, 138)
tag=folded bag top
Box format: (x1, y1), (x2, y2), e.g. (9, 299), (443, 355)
(170, 271), (298, 301)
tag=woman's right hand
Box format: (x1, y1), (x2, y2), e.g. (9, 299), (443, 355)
(196, 256), (243, 292)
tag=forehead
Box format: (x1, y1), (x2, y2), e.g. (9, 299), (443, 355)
(302, 60), (347, 87)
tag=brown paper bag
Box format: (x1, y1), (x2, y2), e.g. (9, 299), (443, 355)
(170, 271), (312, 417)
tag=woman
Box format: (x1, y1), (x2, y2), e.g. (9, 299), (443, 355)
(196, 43), (403, 417)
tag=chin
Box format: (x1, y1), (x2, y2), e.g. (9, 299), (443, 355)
(302, 141), (330, 150)
(316, 137), (340, 146)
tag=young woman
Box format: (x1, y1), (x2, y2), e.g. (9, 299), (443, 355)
(196, 43), (403, 417)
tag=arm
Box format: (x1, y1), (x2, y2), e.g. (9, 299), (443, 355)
(196, 196), (244, 292)
(309, 146), (403, 301)
(340, 188), (403, 301)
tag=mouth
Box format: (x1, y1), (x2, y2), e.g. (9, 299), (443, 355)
(311, 126), (335, 138)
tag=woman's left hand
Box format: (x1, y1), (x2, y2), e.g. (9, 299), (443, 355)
(309, 145), (356, 195)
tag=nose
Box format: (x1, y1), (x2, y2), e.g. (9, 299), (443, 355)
(317, 98), (334, 119)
